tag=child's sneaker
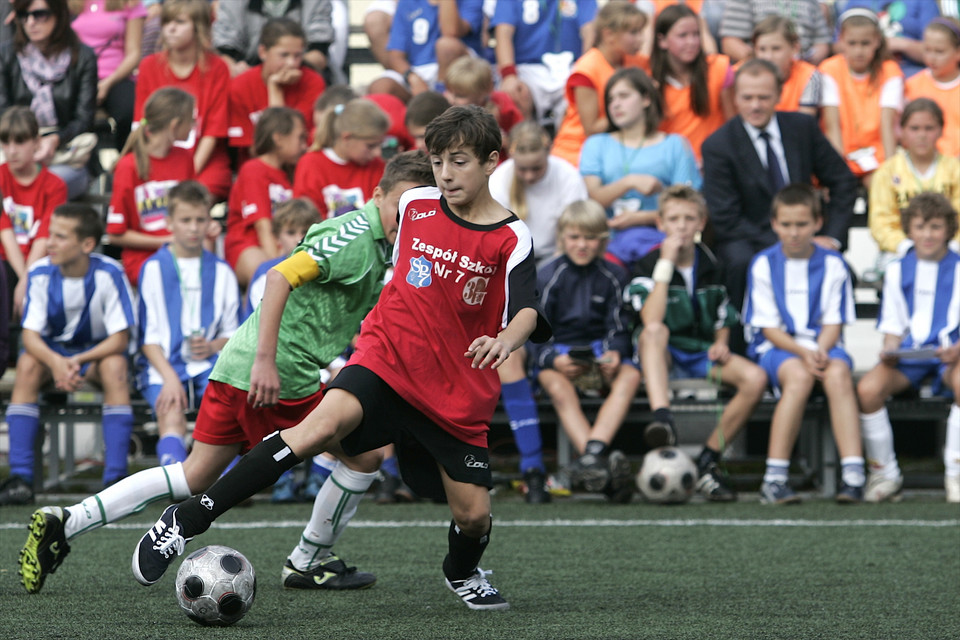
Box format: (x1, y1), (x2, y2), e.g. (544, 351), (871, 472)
(835, 481), (864, 504)
(945, 475), (960, 504)
(445, 568), (510, 611)
(132, 505), (193, 585)
(696, 463), (737, 502)
(643, 421), (676, 448)
(604, 451), (634, 504)
(522, 468), (551, 504)
(271, 471), (298, 503)
(281, 554), (376, 590)
(569, 453), (610, 492)
(760, 480), (801, 505)
(19, 507), (71, 593)
(0, 475), (34, 506)
(864, 473), (903, 503)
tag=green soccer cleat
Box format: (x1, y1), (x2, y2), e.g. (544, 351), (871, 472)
(19, 507), (71, 594)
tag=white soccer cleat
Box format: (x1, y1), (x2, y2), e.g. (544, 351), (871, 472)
(864, 473), (903, 503)
(946, 475), (960, 504)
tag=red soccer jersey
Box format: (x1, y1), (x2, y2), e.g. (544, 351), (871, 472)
(347, 186), (542, 446)
(0, 164), (67, 261)
(134, 51), (232, 199)
(106, 148), (197, 285)
(293, 149), (386, 219)
(224, 158), (293, 268)
(227, 65), (326, 149)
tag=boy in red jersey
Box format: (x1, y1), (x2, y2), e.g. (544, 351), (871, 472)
(132, 105), (551, 611)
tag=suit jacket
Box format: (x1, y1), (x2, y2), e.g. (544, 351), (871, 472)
(702, 111), (857, 250)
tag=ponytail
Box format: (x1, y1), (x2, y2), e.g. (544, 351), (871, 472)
(119, 87), (195, 180)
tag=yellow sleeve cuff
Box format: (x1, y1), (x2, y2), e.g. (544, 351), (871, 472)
(272, 251), (321, 289)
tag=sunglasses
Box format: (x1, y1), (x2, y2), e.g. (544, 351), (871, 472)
(16, 9), (53, 23)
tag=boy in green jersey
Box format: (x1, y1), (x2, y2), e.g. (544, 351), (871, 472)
(17, 152), (436, 595)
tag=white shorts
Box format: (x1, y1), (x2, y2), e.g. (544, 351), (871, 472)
(514, 52), (576, 124)
(364, 0), (397, 17)
(380, 62), (440, 90)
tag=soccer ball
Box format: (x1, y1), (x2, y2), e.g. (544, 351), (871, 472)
(175, 545), (256, 626)
(636, 447), (698, 504)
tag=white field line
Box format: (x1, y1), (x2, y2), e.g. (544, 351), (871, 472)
(2, 518), (959, 531)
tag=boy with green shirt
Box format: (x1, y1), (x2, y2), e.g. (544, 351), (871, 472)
(18, 151), (436, 595)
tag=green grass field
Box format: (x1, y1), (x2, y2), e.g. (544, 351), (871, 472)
(2, 493), (958, 640)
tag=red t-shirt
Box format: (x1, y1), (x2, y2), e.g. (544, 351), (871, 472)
(227, 65), (326, 148)
(293, 149), (386, 219)
(224, 158), (293, 268)
(347, 186), (541, 446)
(134, 51), (232, 199)
(106, 148), (197, 285)
(0, 164), (67, 261)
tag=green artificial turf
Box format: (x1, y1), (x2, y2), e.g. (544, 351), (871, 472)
(1, 495), (958, 640)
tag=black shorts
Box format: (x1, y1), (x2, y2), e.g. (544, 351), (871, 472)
(331, 364), (492, 501)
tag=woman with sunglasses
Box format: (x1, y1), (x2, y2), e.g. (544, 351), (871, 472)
(0, 0), (97, 199)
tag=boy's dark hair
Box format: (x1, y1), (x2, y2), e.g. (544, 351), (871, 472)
(259, 17), (305, 49)
(771, 183), (822, 220)
(272, 198), (320, 236)
(902, 192), (959, 241)
(378, 150), (436, 193)
(424, 105), (501, 161)
(53, 203), (103, 243)
(0, 106), (40, 143)
(735, 58), (783, 93)
(167, 180), (212, 217)
(404, 91), (451, 129)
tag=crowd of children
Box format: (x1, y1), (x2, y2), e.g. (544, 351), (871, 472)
(2, 1), (960, 525)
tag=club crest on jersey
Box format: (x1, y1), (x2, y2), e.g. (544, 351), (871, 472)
(407, 255), (433, 288)
(462, 276), (488, 305)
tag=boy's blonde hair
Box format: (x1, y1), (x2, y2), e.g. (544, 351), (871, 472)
(658, 184), (708, 219)
(557, 200), (610, 250)
(445, 57), (494, 97)
(902, 192), (959, 240)
(271, 198), (320, 236)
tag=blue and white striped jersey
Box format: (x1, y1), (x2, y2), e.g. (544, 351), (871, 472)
(877, 249), (960, 350)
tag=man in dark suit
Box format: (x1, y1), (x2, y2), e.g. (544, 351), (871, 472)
(702, 59), (857, 316)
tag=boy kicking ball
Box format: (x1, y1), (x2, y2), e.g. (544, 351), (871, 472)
(132, 105), (551, 611)
(857, 193), (960, 503)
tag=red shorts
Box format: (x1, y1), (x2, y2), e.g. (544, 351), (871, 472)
(191, 380), (324, 453)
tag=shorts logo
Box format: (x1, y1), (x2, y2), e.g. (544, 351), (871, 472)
(464, 454), (488, 470)
(200, 494), (215, 510)
(407, 256), (433, 288)
(462, 276), (488, 305)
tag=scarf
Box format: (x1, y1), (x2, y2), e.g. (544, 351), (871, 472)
(16, 43), (71, 127)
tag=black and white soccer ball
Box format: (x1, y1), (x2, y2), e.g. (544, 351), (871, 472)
(636, 447), (698, 504)
(175, 545), (256, 626)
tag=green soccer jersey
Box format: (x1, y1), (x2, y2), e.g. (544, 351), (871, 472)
(211, 200), (391, 399)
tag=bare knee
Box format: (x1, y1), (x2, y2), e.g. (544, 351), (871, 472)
(340, 448), (383, 474)
(435, 37), (466, 67)
(451, 506), (491, 537)
(12, 353), (46, 398)
(639, 322), (670, 349)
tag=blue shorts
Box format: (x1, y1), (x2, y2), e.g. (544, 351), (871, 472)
(141, 368), (211, 415)
(758, 346), (853, 390)
(896, 359), (949, 395)
(668, 346), (712, 379)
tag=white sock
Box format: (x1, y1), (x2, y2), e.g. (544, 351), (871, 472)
(763, 458), (790, 484)
(287, 464), (377, 571)
(841, 456), (866, 488)
(64, 462), (190, 540)
(945, 405), (960, 478)
(860, 408), (900, 479)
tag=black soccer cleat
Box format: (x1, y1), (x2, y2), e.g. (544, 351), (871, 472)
(282, 554), (377, 590)
(132, 505), (193, 586)
(19, 507), (71, 594)
(445, 568), (510, 611)
(522, 468), (551, 504)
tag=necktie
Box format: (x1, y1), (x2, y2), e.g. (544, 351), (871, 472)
(760, 131), (786, 193)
